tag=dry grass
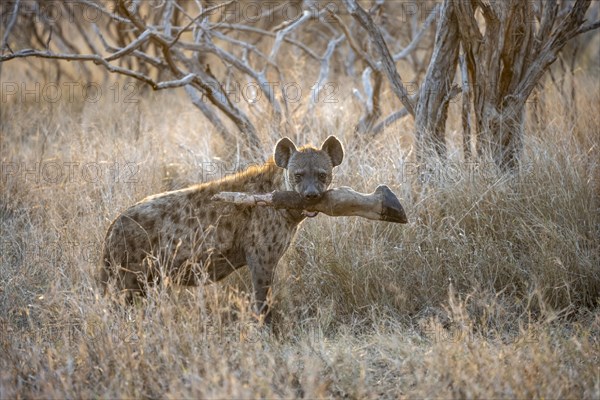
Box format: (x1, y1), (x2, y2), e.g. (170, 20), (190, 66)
(1, 65), (599, 398)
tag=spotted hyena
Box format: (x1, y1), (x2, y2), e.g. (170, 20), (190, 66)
(100, 136), (344, 322)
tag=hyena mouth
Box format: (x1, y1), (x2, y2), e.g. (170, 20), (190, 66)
(302, 210), (319, 218)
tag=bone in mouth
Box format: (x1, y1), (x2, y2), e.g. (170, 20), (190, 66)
(212, 185), (408, 224)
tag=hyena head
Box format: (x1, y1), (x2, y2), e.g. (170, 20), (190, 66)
(274, 136), (344, 201)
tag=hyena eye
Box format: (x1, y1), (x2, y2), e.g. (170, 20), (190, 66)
(294, 173), (303, 182)
(318, 173), (327, 182)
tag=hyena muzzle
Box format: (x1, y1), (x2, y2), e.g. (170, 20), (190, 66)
(100, 136), (344, 322)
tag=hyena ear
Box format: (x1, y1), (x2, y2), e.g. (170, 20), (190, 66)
(321, 136), (344, 167)
(274, 137), (298, 169)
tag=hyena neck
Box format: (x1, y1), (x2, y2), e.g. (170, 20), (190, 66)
(196, 158), (286, 194)
(238, 160), (305, 224)
(236, 160), (287, 193)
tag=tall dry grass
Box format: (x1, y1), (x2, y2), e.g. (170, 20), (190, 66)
(0, 65), (598, 398)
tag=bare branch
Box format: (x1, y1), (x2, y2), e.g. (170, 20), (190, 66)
(578, 19), (600, 34)
(169, 0), (236, 47)
(162, 0), (175, 38)
(328, 10), (376, 70)
(536, 0), (558, 52)
(393, 4), (439, 61)
(78, 0), (133, 24)
(309, 35), (344, 110)
(201, 39), (283, 122)
(212, 23), (321, 61)
(0, 49), (164, 89)
(371, 108), (410, 135)
(1, 0), (19, 52)
(155, 73), (196, 89)
(355, 67), (383, 134)
(104, 29), (152, 61)
(362, 68), (375, 115)
(92, 23), (165, 68)
(267, 10), (312, 66)
(342, 0), (416, 116)
(328, 8), (383, 134)
(516, 0), (594, 105)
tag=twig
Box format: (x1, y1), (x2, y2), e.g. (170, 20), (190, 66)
(309, 35), (344, 110)
(0, 50), (145, 87)
(328, 9), (376, 70)
(169, 0), (236, 47)
(371, 108), (410, 135)
(212, 23), (320, 60)
(267, 10), (313, 65)
(342, 0), (416, 116)
(78, 0), (133, 24)
(105, 29), (153, 61)
(393, 4), (439, 61)
(1, 0), (20, 51)
(577, 19), (600, 35)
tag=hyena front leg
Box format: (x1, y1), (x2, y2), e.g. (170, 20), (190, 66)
(99, 263), (145, 303)
(245, 250), (277, 325)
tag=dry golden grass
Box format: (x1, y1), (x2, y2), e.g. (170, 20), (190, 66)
(0, 65), (599, 398)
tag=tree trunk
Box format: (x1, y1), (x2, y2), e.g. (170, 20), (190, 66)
(414, 0), (460, 161)
(455, 0), (598, 170)
(454, 0), (535, 169)
(476, 98), (525, 170)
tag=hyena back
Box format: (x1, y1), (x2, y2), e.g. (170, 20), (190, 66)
(100, 136), (343, 321)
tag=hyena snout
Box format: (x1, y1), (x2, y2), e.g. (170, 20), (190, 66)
(300, 180), (327, 200)
(303, 190), (321, 200)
